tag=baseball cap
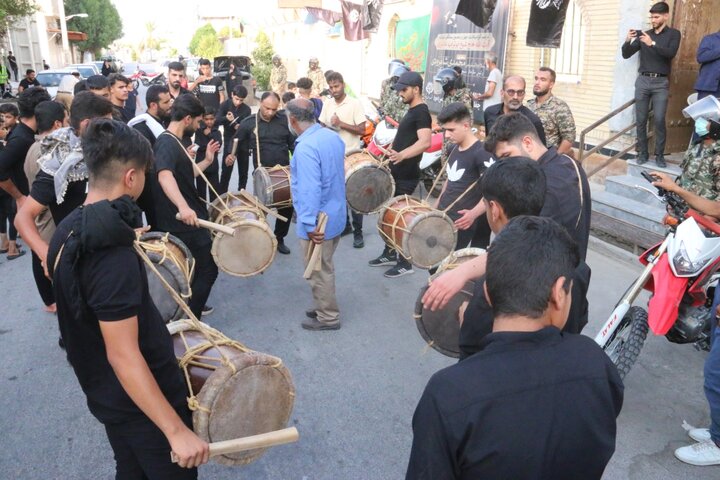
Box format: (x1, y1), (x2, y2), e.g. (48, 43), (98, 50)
(649, 2), (669, 13)
(393, 71), (423, 91)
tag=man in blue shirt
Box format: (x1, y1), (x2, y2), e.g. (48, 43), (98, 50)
(286, 98), (346, 331)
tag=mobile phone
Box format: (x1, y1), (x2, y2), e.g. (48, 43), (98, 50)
(190, 144), (199, 153)
(633, 29), (644, 36)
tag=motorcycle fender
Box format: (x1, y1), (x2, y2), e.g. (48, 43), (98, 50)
(647, 254), (690, 335)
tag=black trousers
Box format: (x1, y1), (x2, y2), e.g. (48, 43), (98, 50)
(274, 206), (293, 241)
(173, 229), (218, 318)
(456, 213), (491, 250)
(195, 168), (220, 203)
(381, 178), (419, 269)
(345, 207), (363, 233)
(0, 195), (17, 240)
(104, 407), (197, 480)
(219, 149), (249, 194)
(31, 251), (54, 306)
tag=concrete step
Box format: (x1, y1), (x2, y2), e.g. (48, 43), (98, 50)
(591, 189), (667, 236)
(604, 174), (665, 208)
(627, 158), (682, 178)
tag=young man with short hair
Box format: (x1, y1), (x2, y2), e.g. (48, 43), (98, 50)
(194, 107), (222, 201)
(47, 118), (209, 477)
(0, 103), (19, 147)
(189, 59), (225, 110)
(527, 66), (577, 155)
(108, 73), (131, 123)
(153, 94), (220, 317)
(130, 85), (172, 147)
(407, 215), (623, 480)
(18, 69), (40, 93)
(86, 74), (110, 98)
(369, 71), (432, 277)
(296, 77), (323, 120)
(216, 85), (251, 193)
(167, 62), (191, 100)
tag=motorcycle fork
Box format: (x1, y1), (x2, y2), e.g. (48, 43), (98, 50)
(594, 237), (671, 346)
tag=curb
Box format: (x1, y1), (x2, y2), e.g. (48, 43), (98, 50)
(588, 235), (640, 267)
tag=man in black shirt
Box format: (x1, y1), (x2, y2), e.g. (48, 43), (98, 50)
(189, 59), (225, 110)
(167, 62), (191, 100)
(621, 1), (681, 167)
(153, 94), (220, 317)
(368, 71), (432, 278)
(407, 216), (623, 480)
(482, 75), (547, 145)
(216, 85), (251, 193)
(0, 87), (50, 202)
(130, 84), (172, 147)
(435, 102), (494, 251)
(16, 92), (114, 273)
(194, 107), (222, 201)
(47, 118), (208, 477)
(7, 51), (18, 82)
(18, 69), (41, 93)
(108, 73), (131, 123)
(233, 91), (295, 254)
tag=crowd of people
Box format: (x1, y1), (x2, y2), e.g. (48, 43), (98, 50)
(3, 0), (720, 477)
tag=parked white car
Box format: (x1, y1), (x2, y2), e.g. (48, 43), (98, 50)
(67, 63), (100, 78)
(35, 69), (80, 98)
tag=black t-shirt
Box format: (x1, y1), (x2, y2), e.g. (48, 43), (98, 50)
(152, 131), (208, 233)
(194, 77), (225, 110)
(437, 142), (493, 218)
(19, 78), (41, 90)
(484, 104), (548, 147)
(48, 208), (187, 424)
(407, 327), (623, 480)
(390, 103), (432, 181)
(0, 122), (36, 195)
(235, 113), (295, 168)
(195, 126), (222, 173)
(168, 86), (191, 100)
(216, 99), (251, 145)
(30, 170), (87, 224)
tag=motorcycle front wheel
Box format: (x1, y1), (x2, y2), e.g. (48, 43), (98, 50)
(603, 306), (649, 379)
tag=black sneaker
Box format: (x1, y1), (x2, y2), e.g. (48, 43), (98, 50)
(369, 252), (397, 267)
(655, 155), (667, 168)
(340, 224), (353, 237)
(202, 305), (214, 316)
(636, 152), (649, 165)
(301, 318), (341, 331)
(353, 231), (364, 249)
(384, 264), (414, 278)
(277, 241), (291, 255)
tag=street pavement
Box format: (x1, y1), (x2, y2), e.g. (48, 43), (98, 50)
(0, 216), (717, 479)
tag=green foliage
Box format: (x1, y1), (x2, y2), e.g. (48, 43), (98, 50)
(189, 24), (218, 58)
(218, 25), (243, 40)
(251, 31), (274, 91)
(196, 35), (223, 60)
(65, 0), (123, 56)
(0, 0), (38, 38)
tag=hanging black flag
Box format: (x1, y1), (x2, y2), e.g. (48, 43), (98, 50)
(526, 0), (569, 48)
(456, 0), (498, 29)
(362, 0), (384, 33)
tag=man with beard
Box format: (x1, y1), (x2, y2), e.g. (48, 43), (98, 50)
(527, 67), (576, 155)
(108, 73), (131, 123)
(270, 55), (288, 96)
(233, 92), (295, 254)
(482, 76), (546, 145)
(307, 57), (327, 98)
(18, 69), (40, 93)
(167, 62), (191, 100)
(130, 85), (173, 147)
(153, 94), (220, 317)
(216, 85), (251, 193)
(368, 71), (432, 278)
(189, 59), (225, 110)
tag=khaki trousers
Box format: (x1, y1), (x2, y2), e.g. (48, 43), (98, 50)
(300, 236), (340, 323)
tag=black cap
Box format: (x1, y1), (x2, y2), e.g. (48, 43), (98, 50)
(649, 2), (669, 13)
(393, 71), (423, 91)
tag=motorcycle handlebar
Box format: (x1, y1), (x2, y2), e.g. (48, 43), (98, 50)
(686, 210), (720, 236)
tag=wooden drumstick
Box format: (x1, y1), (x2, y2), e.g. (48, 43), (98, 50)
(230, 138), (239, 157)
(175, 213), (236, 236)
(238, 189), (289, 222)
(170, 427), (299, 463)
(303, 212), (328, 279)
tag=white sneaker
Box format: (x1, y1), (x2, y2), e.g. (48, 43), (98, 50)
(689, 428), (712, 443)
(675, 440), (720, 466)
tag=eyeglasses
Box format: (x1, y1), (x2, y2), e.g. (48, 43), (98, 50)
(505, 89), (525, 97)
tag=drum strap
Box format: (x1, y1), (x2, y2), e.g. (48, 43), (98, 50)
(565, 154), (585, 230)
(135, 233), (195, 299)
(254, 114), (261, 169)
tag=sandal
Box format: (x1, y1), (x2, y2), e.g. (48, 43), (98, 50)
(7, 250), (26, 260)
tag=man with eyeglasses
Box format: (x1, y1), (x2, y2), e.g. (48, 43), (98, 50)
(482, 75), (546, 144)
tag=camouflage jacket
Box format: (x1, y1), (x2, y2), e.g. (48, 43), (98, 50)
(527, 95), (576, 149)
(307, 68), (326, 97)
(270, 65), (287, 95)
(442, 87), (474, 121)
(379, 77), (408, 122)
(677, 140), (720, 200)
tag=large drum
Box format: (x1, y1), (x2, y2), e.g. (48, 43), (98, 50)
(138, 232), (194, 323)
(167, 320), (295, 465)
(414, 248), (485, 358)
(210, 193), (277, 277)
(344, 151), (395, 214)
(253, 165), (292, 209)
(377, 195), (457, 269)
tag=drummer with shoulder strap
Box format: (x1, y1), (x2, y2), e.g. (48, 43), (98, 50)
(231, 91), (296, 254)
(47, 118), (208, 477)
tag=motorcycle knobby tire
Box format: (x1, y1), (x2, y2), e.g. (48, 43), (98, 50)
(607, 306), (649, 380)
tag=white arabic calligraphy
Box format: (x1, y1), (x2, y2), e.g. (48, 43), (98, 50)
(535, 0), (563, 10)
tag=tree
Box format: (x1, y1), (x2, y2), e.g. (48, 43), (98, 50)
(138, 21), (166, 61)
(0, 0), (38, 38)
(218, 25), (243, 40)
(196, 34), (223, 59)
(189, 24), (218, 57)
(252, 31), (274, 91)
(65, 0), (123, 56)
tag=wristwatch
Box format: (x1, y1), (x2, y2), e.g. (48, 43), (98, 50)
(652, 41), (656, 47)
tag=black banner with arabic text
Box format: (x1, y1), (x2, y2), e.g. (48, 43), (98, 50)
(526, 0), (570, 48)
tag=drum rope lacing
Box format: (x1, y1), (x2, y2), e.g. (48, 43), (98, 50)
(256, 165), (292, 208)
(135, 232), (195, 299)
(378, 195), (435, 259)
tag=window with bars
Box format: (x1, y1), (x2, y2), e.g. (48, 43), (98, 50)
(540, 0), (586, 82)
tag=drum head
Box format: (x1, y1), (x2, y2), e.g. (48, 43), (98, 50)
(252, 169), (272, 205)
(346, 167), (395, 214)
(414, 282), (474, 358)
(212, 220), (277, 277)
(139, 232), (193, 323)
(404, 213), (457, 269)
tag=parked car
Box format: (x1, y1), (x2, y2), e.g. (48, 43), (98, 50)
(67, 63), (100, 79)
(213, 56), (255, 105)
(185, 57), (200, 82)
(35, 69), (81, 98)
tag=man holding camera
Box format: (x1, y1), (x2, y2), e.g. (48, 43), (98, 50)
(621, 1), (681, 168)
